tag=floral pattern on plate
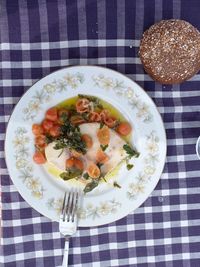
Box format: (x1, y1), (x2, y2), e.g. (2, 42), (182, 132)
(13, 127), (45, 199)
(93, 74), (152, 122)
(77, 199), (121, 219)
(23, 72), (84, 121)
(127, 131), (159, 200)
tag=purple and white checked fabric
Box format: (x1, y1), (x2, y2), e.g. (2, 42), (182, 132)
(1, 0), (200, 266)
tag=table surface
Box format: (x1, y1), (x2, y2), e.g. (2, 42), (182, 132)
(1, 0), (200, 266)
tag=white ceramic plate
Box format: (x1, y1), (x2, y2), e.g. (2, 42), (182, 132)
(5, 66), (166, 227)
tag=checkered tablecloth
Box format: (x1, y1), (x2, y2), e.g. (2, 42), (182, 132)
(1, 0), (200, 266)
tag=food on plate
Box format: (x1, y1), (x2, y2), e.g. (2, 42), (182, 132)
(32, 95), (139, 193)
(139, 19), (200, 84)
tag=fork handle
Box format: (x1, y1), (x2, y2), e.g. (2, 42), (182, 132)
(62, 238), (69, 267)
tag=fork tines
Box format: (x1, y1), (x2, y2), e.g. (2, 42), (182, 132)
(61, 190), (79, 222)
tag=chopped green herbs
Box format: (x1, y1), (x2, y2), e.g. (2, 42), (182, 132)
(102, 176), (107, 183)
(53, 120), (86, 154)
(45, 134), (54, 144)
(113, 181), (121, 188)
(60, 112), (68, 122)
(123, 144), (139, 158)
(78, 94), (103, 109)
(83, 179), (99, 193)
(100, 144), (108, 151)
(78, 94), (97, 102)
(126, 164), (134, 170)
(100, 121), (104, 129)
(81, 112), (90, 121)
(112, 120), (120, 130)
(83, 173), (89, 180)
(58, 148), (64, 158)
(60, 169), (83, 180)
(97, 162), (103, 169)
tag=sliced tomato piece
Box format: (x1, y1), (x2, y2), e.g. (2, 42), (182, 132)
(32, 124), (44, 136)
(116, 122), (132, 136)
(35, 135), (47, 147)
(49, 124), (61, 137)
(45, 107), (58, 121)
(33, 151), (46, 164)
(74, 158), (84, 170)
(42, 119), (54, 132)
(87, 163), (100, 178)
(66, 157), (84, 170)
(66, 157), (75, 168)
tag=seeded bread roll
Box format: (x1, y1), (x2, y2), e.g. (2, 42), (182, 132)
(139, 19), (200, 84)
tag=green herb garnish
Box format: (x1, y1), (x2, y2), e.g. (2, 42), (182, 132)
(81, 112), (90, 121)
(123, 144), (139, 158)
(126, 164), (134, 170)
(58, 148), (64, 158)
(102, 176), (107, 183)
(100, 144), (108, 151)
(83, 179), (99, 193)
(112, 120), (120, 130)
(113, 181), (121, 188)
(53, 120), (86, 154)
(60, 169), (83, 180)
(97, 162), (103, 169)
(69, 109), (79, 116)
(83, 173), (89, 180)
(45, 134), (54, 144)
(60, 112), (68, 122)
(100, 121), (104, 129)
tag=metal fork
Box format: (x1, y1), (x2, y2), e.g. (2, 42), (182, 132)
(59, 190), (80, 267)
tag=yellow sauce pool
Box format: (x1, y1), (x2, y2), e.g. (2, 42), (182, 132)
(56, 95), (131, 143)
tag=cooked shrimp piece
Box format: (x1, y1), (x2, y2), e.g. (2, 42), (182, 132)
(96, 148), (109, 164)
(104, 116), (117, 128)
(70, 115), (85, 125)
(97, 125), (110, 145)
(100, 109), (110, 121)
(76, 98), (90, 113)
(81, 134), (93, 148)
(87, 163), (100, 178)
(89, 112), (101, 122)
